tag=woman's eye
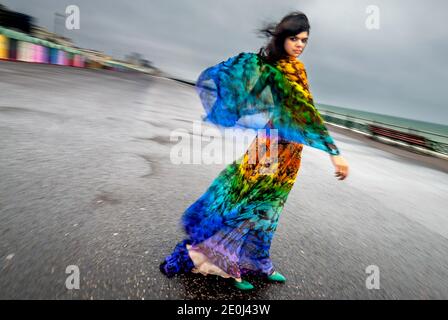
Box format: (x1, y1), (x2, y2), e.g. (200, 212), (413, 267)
(290, 37), (308, 43)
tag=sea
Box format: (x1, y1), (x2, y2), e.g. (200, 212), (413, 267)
(316, 103), (448, 144)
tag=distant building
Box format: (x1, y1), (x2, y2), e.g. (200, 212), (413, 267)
(79, 48), (112, 63)
(0, 4), (159, 75)
(31, 26), (74, 47)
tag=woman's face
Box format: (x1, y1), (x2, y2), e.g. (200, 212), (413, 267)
(283, 31), (309, 58)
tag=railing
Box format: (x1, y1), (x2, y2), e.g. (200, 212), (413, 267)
(319, 109), (448, 156)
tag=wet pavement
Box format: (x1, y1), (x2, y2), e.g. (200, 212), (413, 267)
(0, 61), (447, 299)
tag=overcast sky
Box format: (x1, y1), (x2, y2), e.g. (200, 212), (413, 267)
(3, 0), (447, 125)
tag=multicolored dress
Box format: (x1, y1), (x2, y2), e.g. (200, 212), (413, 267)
(159, 52), (340, 279)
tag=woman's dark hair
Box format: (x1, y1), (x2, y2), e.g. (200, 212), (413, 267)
(257, 11), (310, 64)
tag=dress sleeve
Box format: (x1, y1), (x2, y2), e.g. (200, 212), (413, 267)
(195, 52), (273, 128)
(195, 52), (341, 156)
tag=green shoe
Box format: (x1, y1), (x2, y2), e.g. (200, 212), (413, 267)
(267, 271), (286, 282)
(233, 279), (254, 291)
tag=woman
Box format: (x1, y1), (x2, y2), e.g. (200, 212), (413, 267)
(160, 11), (349, 291)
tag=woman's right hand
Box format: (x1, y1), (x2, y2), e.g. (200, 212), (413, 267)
(330, 155), (349, 180)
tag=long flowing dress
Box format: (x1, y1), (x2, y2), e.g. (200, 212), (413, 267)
(159, 52), (340, 279)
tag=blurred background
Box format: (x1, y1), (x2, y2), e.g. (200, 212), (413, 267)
(0, 0), (447, 299)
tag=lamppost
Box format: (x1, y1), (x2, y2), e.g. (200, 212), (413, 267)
(53, 12), (65, 36)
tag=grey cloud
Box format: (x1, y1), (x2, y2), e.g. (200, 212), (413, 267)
(2, 0), (447, 125)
